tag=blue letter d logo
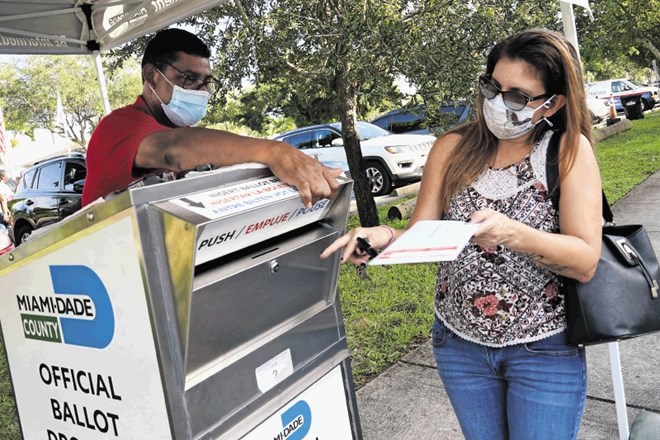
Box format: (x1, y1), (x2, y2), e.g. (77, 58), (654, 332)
(49, 265), (115, 349)
(280, 400), (311, 440)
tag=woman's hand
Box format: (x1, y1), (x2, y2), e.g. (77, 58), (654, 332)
(469, 208), (516, 249)
(320, 225), (397, 265)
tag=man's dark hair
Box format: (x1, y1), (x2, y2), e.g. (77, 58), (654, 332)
(141, 28), (211, 68)
(0, 170), (7, 180)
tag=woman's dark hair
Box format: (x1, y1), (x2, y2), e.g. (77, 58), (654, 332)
(141, 28), (211, 68)
(438, 28), (592, 214)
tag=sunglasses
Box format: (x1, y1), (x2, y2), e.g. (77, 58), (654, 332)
(160, 61), (221, 96)
(479, 75), (552, 111)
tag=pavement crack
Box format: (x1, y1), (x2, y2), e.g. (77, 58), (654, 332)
(400, 359), (436, 370)
(587, 395), (659, 412)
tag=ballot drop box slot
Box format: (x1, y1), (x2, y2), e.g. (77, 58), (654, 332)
(0, 166), (361, 440)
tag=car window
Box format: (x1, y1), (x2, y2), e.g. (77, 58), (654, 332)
(424, 105), (463, 131)
(283, 132), (314, 149)
(35, 162), (62, 191)
(20, 169), (36, 190)
(315, 129), (341, 147)
(63, 161), (87, 191)
(612, 81), (628, 93)
(356, 122), (389, 140)
(441, 105), (466, 116)
(389, 112), (425, 134)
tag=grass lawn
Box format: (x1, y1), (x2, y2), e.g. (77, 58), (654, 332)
(1, 111), (659, 437)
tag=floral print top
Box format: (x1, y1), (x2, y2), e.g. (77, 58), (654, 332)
(435, 130), (565, 347)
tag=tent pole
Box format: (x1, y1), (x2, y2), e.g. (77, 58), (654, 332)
(560, 1), (582, 63)
(93, 51), (112, 116)
(608, 342), (630, 440)
(560, 3), (630, 438)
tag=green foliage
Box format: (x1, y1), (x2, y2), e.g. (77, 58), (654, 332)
(205, 121), (261, 137)
(105, 58), (144, 110)
(597, 112), (660, 202)
(0, 340), (19, 440)
(0, 55), (142, 146)
(0, 56), (100, 145)
(580, 0), (660, 80)
(397, 1), (561, 107)
(205, 88), (298, 137)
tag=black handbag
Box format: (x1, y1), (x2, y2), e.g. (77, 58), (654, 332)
(546, 131), (660, 346)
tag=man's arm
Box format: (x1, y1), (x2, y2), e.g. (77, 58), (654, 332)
(135, 127), (342, 208)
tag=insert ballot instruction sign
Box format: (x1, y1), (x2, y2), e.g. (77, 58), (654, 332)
(0, 217), (171, 439)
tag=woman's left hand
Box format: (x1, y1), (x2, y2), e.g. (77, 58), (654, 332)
(469, 208), (516, 249)
(320, 225), (394, 265)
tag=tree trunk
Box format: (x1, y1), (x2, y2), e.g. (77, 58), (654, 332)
(337, 69), (379, 227)
(641, 37), (660, 61)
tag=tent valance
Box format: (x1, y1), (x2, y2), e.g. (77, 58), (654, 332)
(0, 0), (226, 55)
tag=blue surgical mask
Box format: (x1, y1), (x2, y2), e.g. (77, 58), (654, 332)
(149, 69), (210, 126)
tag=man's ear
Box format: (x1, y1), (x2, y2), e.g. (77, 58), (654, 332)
(142, 64), (158, 87)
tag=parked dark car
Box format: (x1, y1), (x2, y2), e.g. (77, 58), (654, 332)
(9, 152), (86, 245)
(370, 103), (471, 135)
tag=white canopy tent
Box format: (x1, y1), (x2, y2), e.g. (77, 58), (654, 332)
(0, 0), (227, 55)
(0, 0), (228, 114)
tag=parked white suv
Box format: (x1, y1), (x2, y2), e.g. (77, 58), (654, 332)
(273, 121), (435, 196)
(586, 78), (658, 111)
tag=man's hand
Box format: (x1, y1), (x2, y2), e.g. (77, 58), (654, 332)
(266, 143), (343, 208)
(139, 129), (343, 207)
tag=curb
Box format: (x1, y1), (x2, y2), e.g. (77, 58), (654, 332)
(593, 119), (633, 143)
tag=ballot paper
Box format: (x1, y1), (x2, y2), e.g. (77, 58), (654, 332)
(369, 220), (479, 265)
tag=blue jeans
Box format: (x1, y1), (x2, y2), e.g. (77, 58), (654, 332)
(431, 319), (587, 440)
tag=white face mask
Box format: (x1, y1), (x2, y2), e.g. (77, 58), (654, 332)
(482, 94), (556, 139)
(149, 69), (210, 127)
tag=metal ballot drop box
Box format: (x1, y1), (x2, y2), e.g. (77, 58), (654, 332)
(0, 166), (362, 440)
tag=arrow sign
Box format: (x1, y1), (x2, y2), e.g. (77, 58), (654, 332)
(180, 198), (205, 209)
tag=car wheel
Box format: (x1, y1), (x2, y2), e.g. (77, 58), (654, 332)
(641, 99), (650, 112)
(365, 162), (392, 197)
(14, 223), (34, 246)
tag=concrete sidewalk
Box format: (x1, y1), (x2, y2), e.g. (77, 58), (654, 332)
(355, 171), (660, 439)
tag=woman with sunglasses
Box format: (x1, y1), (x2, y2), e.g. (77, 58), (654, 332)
(322, 28), (602, 439)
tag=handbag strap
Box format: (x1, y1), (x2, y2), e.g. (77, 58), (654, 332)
(545, 130), (614, 224)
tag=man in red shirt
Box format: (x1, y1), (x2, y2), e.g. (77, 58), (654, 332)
(83, 28), (340, 208)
